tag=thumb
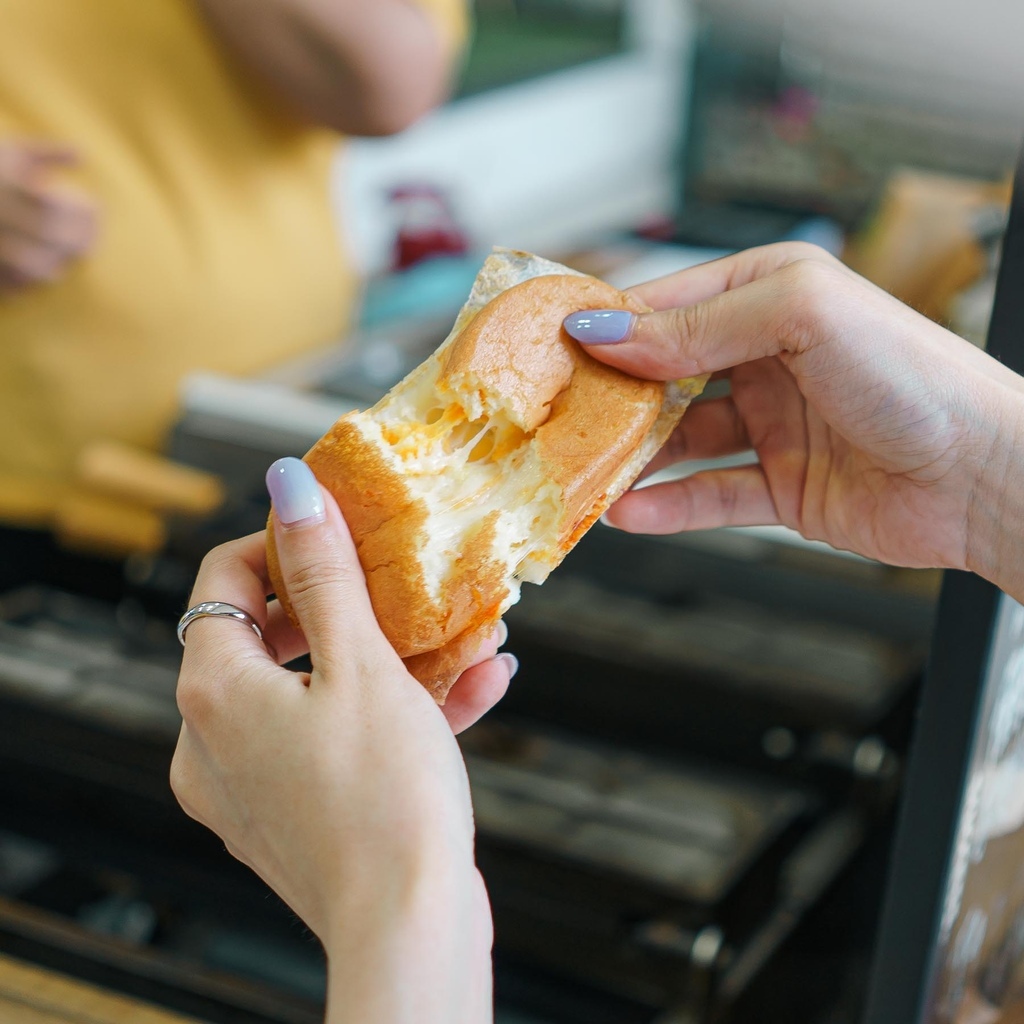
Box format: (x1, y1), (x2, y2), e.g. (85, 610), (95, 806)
(266, 457), (390, 676)
(563, 258), (842, 381)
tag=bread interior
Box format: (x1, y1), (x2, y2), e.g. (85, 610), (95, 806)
(353, 357), (565, 615)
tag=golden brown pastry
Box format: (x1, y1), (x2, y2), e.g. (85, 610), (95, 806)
(268, 249), (706, 700)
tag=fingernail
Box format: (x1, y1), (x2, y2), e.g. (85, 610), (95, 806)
(495, 652), (519, 680)
(494, 620), (508, 648)
(563, 309), (636, 345)
(266, 457), (326, 526)
(599, 512), (620, 529)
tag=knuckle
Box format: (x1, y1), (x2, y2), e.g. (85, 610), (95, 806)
(714, 473), (740, 520)
(199, 539), (237, 574)
(658, 303), (711, 374)
(676, 478), (699, 528)
(285, 555), (356, 608)
(787, 254), (844, 296)
(778, 240), (836, 265)
(671, 302), (706, 344)
(194, 538), (247, 589)
(774, 258), (844, 349)
(175, 671), (219, 729)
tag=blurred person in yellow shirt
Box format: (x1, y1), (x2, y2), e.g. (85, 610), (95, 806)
(0, 0), (466, 583)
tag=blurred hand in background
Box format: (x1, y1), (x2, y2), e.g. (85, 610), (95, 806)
(0, 140), (98, 294)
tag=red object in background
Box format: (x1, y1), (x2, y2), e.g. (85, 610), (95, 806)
(771, 84), (819, 145)
(388, 184), (470, 271)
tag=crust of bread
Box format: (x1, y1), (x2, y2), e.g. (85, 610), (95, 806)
(267, 249), (707, 701)
(403, 621), (494, 702)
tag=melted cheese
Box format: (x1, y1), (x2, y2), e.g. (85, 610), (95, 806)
(357, 361), (564, 606)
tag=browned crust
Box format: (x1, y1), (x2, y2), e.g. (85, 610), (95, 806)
(439, 275), (657, 433)
(403, 620), (496, 703)
(269, 418), (439, 650)
(536, 349), (659, 542)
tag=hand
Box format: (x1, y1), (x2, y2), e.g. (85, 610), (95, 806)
(0, 140), (99, 294)
(171, 459), (511, 1023)
(565, 242), (1024, 596)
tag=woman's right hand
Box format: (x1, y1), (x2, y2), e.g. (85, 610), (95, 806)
(0, 139), (99, 293)
(565, 242), (1024, 602)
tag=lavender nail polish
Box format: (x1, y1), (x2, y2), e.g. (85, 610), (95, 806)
(496, 652), (519, 680)
(266, 457), (325, 526)
(563, 309), (636, 344)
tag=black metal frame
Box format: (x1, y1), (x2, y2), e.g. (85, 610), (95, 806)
(862, 152), (1024, 1024)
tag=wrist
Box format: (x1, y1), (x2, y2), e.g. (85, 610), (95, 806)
(323, 846), (490, 1024)
(966, 386), (1024, 603)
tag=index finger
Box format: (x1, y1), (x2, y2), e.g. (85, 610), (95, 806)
(573, 255), (851, 382)
(625, 240), (837, 311)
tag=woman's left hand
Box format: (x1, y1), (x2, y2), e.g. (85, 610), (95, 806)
(170, 460), (511, 1023)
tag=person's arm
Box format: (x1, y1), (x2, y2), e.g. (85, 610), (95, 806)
(563, 241), (1024, 605)
(194, 0), (463, 136)
(171, 458), (510, 1023)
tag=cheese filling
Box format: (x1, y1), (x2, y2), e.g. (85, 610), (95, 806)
(359, 362), (564, 608)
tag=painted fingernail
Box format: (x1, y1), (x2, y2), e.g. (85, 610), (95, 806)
(266, 457), (326, 526)
(563, 309), (637, 345)
(495, 652), (519, 680)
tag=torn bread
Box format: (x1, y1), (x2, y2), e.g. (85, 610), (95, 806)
(268, 249), (707, 700)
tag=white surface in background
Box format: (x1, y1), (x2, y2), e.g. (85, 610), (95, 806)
(705, 0), (1024, 125)
(602, 244), (732, 289)
(337, 0), (695, 278)
(181, 373), (354, 445)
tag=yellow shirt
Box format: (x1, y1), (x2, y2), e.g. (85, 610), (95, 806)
(0, 0), (465, 528)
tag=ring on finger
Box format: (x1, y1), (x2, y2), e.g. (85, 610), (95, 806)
(177, 601), (264, 646)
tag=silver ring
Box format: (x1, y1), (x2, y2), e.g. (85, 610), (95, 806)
(177, 601), (264, 646)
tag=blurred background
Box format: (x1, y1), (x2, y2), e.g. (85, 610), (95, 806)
(2, 2), (1024, 1023)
